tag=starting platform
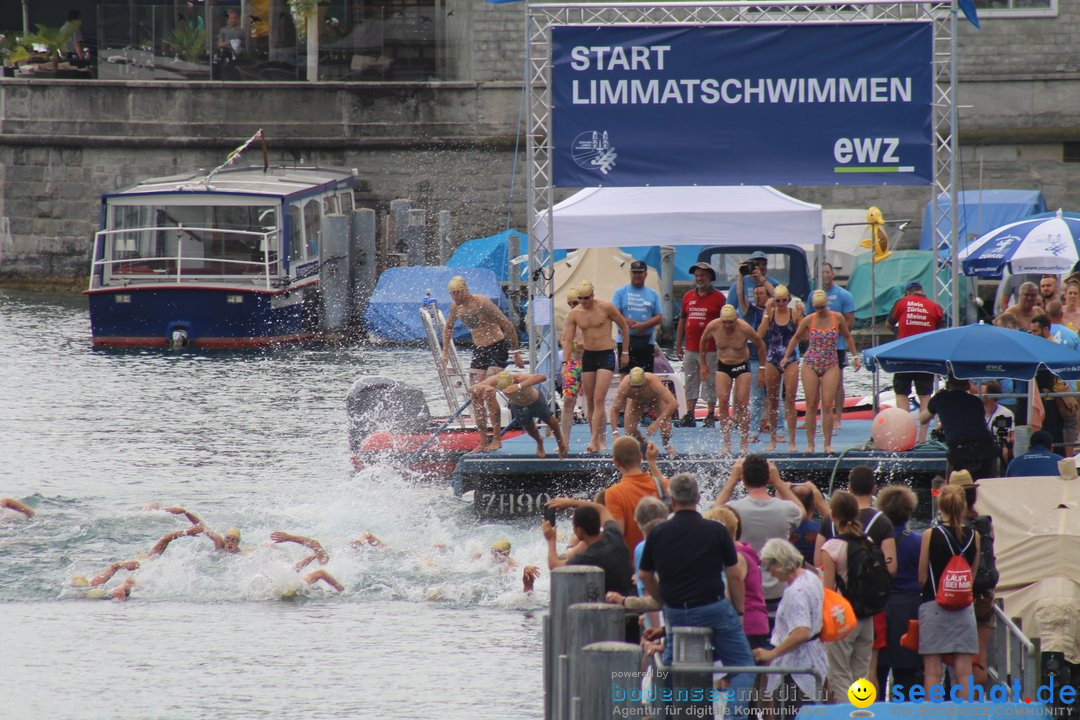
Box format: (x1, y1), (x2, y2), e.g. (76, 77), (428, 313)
(454, 417), (948, 518)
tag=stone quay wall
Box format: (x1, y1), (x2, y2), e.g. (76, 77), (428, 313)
(3, 0), (1080, 281)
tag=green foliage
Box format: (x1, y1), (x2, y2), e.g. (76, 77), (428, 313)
(0, 31), (29, 66)
(23, 21), (80, 61)
(165, 23), (207, 63)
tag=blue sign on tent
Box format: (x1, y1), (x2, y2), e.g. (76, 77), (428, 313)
(551, 23), (934, 187)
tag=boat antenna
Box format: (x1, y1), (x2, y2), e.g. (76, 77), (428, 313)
(200, 129), (269, 185)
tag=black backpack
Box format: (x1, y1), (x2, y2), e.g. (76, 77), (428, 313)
(836, 514), (891, 618)
(968, 514), (999, 593)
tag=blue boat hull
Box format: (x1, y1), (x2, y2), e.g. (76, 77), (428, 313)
(86, 285), (315, 348)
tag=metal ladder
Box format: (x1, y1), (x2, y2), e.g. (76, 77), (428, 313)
(420, 297), (470, 430)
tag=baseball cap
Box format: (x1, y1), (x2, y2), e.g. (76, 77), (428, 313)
(749, 251), (767, 261)
(629, 260), (647, 272)
(689, 261), (716, 281)
(905, 281), (923, 292)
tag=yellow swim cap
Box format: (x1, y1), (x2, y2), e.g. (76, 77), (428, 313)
(577, 281), (594, 298)
(496, 371), (514, 390)
(567, 289), (579, 303)
(85, 588), (107, 600)
(491, 539), (511, 553)
(629, 367), (646, 386)
(225, 527), (241, 540)
(812, 289), (828, 308)
(774, 285), (790, 300)
(448, 275), (468, 292)
(720, 304), (737, 321)
(71, 576), (90, 588)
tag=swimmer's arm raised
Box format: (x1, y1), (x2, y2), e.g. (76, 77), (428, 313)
(148, 526), (202, 556)
(271, 532), (329, 563)
(89, 559), (140, 586)
(163, 506), (203, 525)
(0, 498), (34, 518)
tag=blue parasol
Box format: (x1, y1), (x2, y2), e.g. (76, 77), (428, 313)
(862, 324), (1080, 381)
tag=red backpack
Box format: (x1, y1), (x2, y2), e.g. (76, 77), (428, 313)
(932, 525), (974, 611)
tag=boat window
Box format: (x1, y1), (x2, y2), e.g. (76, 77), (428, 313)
(303, 199), (321, 258)
(288, 204), (304, 263)
(339, 192), (354, 214)
(323, 195), (338, 215)
(106, 202), (279, 276)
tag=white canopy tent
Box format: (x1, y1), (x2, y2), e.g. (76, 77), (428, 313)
(538, 186), (824, 249)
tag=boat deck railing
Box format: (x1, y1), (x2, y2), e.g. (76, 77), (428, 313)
(89, 227), (282, 291)
(987, 598), (1042, 701)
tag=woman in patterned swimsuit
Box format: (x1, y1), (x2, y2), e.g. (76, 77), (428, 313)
(757, 285), (803, 452)
(782, 290), (860, 454)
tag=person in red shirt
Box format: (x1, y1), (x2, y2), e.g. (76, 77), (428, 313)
(675, 262), (726, 427)
(889, 281), (945, 442)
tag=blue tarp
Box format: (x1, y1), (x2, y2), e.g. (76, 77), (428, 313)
(920, 189), (1047, 252)
(364, 266), (508, 343)
(449, 229), (705, 284)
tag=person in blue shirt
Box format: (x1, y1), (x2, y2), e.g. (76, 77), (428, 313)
(810, 263), (856, 429)
(1047, 300), (1080, 349)
(1005, 430), (1064, 477)
(612, 260), (663, 373)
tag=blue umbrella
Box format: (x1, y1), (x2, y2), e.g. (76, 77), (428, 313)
(958, 209), (1080, 278)
(863, 324), (1080, 380)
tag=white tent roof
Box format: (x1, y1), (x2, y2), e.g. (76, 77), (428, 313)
(540, 186), (823, 249)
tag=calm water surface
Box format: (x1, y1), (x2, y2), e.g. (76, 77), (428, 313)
(0, 289), (546, 720)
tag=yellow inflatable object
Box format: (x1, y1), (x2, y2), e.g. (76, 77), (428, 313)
(860, 206), (892, 263)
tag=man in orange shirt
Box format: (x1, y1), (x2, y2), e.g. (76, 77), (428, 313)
(603, 436), (669, 553)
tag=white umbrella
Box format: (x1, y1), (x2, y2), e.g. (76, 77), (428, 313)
(958, 209), (1080, 277)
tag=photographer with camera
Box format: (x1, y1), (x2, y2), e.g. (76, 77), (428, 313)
(730, 251), (779, 318)
(981, 380), (1014, 467)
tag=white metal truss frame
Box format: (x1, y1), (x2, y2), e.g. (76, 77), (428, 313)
(526, 0), (959, 406)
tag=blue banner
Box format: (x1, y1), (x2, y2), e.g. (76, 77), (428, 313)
(551, 23), (934, 187)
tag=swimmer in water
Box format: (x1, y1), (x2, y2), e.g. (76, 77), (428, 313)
(471, 371), (568, 458)
(270, 531), (344, 591)
(350, 532), (386, 549)
(443, 275), (525, 451)
(270, 531), (330, 570)
(71, 562), (139, 602)
(1, 498), (35, 518)
(148, 524), (207, 556)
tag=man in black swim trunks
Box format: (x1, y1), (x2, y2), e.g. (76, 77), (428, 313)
(700, 304), (767, 454)
(443, 275), (525, 450)
(562, 281), (631, 453)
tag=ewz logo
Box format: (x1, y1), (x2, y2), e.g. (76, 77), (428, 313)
(833, 137), (914, 175)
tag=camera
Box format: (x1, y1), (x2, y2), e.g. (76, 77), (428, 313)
(542, 506), (557, 526)
(991, 414), (1013, 449)
(739, 261), (753, 276)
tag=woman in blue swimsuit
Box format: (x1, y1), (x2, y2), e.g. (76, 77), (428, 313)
(757, 285), (802, 452)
